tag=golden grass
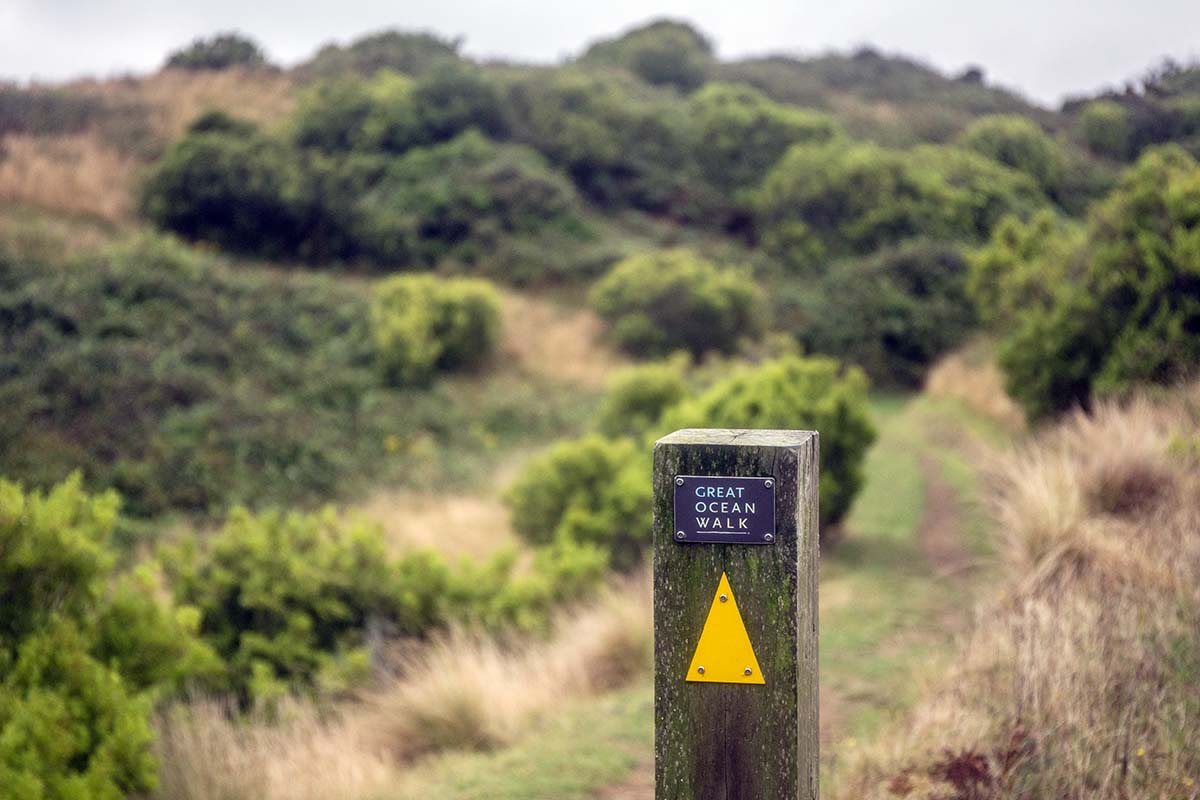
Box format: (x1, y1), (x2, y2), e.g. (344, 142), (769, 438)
(75, 67), (296, 141)
(925, 340), (1025, 434)
(153, 571), (652, 800)
(0, 133), (138, 222)
(498, 291), (630, 389)
(355, 489), (520, 561)
(831, 384), (1200, 799)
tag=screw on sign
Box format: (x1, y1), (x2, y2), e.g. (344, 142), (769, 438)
(653, 429), (819, 800)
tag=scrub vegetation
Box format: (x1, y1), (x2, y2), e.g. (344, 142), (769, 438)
(0, 14), (1197, 800)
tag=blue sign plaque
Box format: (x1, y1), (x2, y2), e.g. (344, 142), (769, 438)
(672, 475), (776, 545)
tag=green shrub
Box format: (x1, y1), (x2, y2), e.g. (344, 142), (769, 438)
(0, 476), (213, 797)
(957, 114), (1065, 194)
(977, 146), (1200, 418)
(296, 30), (462, 81)
(162, 507), (448, 704)
(505, 70), (706, 216)
(412, 63), (508, 143)
(1077, 100), (1134, 160)
(370, 274), (502, 385)
(794, 241), (977, 387)
(140, 120), (304, 257)
(910, 144), (1046, 238)
(0, 234), (401, 517)
(165, 32), (268, 70)
(581, 19), (714, 92)
(689, 82), (839, 194)
(590, 249), (766, 357)
(355, 131), (586, 267)
(663, 356), (876, 525)
(505, 436), (651, 570)
(595, 358), (689, 437)
(755, 140), (955, 270)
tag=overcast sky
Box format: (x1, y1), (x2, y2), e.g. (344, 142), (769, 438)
(2, 0), (1198, 106)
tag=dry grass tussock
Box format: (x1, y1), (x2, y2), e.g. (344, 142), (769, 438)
(832, 383), (1200, 800)
(77, 67), (296, 141)
(499, 291), (630, 389)
(925, 340), (1025, 433)
(154, 572), (652, 800)
(0, 133), (138, 221)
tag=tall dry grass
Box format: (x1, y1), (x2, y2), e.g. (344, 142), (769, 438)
(499, 292), (630, 389)
(925, 340), (1025, 434)
(0, 133), (138, 221)
(153, 572), (652, 800)
(832, 384), (1200, 799)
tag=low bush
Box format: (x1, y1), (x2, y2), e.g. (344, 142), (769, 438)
(663, 356), (876, 526)
(505, 436), (651, 571)
(370, 274), (502, 386)
(689, 82), (839, 195)
(161, 507), (449, 705)
(354, 131), (586, 268)
(973, 146), (1200, 418)
(794, 241), (977, 387)
(594, 358), (689, 437)
(165, 32), (269, 71)
(957, 114), (1065, 194)
(581, 19), (714, 92)
(504, 69), (707, 216)
(589, 249), (766, 357)
(295, 30), (462, 81)
(0, 476), (216, 798)
(139, 119), (305, 257)
(1076, 99), (1134, 160)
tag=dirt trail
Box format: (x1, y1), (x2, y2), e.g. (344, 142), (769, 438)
(916, 455), (974, 578)
(596, 453), (975, 800)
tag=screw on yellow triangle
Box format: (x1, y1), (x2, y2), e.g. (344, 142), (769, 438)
(685, 572), (765, 685)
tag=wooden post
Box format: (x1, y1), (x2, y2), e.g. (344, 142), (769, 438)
(653, 429), (819, 800)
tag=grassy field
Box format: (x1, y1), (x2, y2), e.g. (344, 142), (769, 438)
(380, 391), (1003, 799)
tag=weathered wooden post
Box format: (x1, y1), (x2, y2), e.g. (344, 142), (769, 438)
(653, 429), (819, 800)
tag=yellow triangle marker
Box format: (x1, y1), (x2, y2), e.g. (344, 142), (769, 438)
(685, 572), (765, 685)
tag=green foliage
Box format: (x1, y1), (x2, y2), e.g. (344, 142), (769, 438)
(663, 356), (877, 525)
(794, 241), (977, 387)
(1076, 100), (1133, 161)
(756, 139), (1043, 270)
(957, 114), (1065, 194)
(505, 70), (706, 216)
(292, 66), (506, 156)
(689, 82), (840, 194)
(909, 144), (1045, 238)
(0, 234), (396, 517)
(296, 30), (462, 81)
(589, 249), (766, 357)
(162, 507), (445, 704)
(505, 436), (651, 571)
(165, 32), (268, 71)
(370, 274), (502, 386)
(0, 477), (211, 798)
(354, 131), (586, 268)
(139, 120), (305, 257)
(755, 140), (953, 269)
(581, 19), (714, 92)
(976, 147), (1200, 418)
(594, 358), (689, 437)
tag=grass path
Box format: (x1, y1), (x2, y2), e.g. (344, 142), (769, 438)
(392, 393), (1002, 799)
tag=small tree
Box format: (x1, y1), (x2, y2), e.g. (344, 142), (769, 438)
(165, 32), (268, 71)
(975, 146), (1200, 418)
(582, 19), (714, 92)
(1076, 100), (1134, 161)
(590, 249), (766, 357)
